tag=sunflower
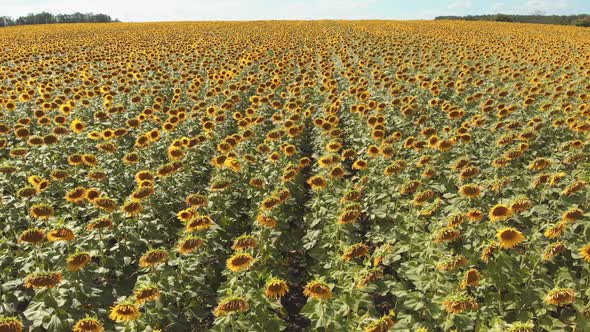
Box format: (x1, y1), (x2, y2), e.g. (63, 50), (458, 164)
(352, 159), (368, 170)
(488, 204), (512, 222)
(544, 288), (576, 306)
(24, 271), (62, 289)
(543, 242), (567, 261)
(186, 215), (213, 232)
(0, 316), (24, 332)
(214, 297), (249, 316)
(458, 184), (481, 198)
(496, 228), (524, 249)
(434, 228), (461, 243)
(232, 235), (257, 251)
(139, 249), (169, 268)
(264, 277), (289, 300)
(122, 200), (143, 217)
(510, 198), (532, 214)
(18, 229), (45, 245)
(303, 280), (332, 300)
(29, 203), (54, 219)
(256, 214), (278, 228)
(357, 268), (384, 288)
(466, 209), (484, 222)
(177, 236), (205, 254)
(86, 216), (113, 231)
(562, 208), (584, 222)
(93, 197), (118, 212)
(67, 252), (91, 271)
(72, 316), (103, 332)
(442, 293), (478, 314)
(460, 268), (480, 289)
(65, 187), (87, 204)
(307, 175), (327, 191)
(185, 194), (207, 208)
(47, 228), (75, 242)
(109, 302), (140, 323)
(342, 243), (369, 261)
(226, 253), (255, 272)
(544, 221), (567, 239)
(134, 284), (161, 304)
(69, 119), (86, 134)
(364, 314), (394, 332)
(579, 243), (590, 262)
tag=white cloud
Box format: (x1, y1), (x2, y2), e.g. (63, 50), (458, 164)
(447, 0), (472, 10)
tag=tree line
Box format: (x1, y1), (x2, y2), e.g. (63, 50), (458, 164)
(435, 14), (590, 27)
(0, 12), (118, 27)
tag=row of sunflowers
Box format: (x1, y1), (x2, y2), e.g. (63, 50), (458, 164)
(0, 20), (589, 331)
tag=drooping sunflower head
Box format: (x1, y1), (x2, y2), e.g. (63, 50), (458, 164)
(67, 252), (92, 271)
(72, 316), (103, 332)
(186, 215), (213, 232)
(363, 313), (394, 332)
(0, 316), (24, 332)
(139, 249), (169, 268)
(256, 214), (278, 228)
(488, 204), (512, 222)
(134, 284), (161, 304)
(543, 242), (567, 261)
(122, 200), (143, 217)
(460, 267), (481, 289)
(496, 227), (525, 249)
(47, 228), (75, 242)
(226, 253), (255, 272)
(458, 183), (481, 199)
(18, 228), (45, 245)
(214, 297), (249, 317)
(109, 302), (140, 323)
(307, 175), (328, 191)
(177, 236), (205, 255)
(264, 277), (289, 300)
(342, 243), (369, 261)
(65, 187), (87, 203)
(544, 288), (576, 306)
(86, 216), (113, 231)
(303, 280), (333, 300)
(441, 292), (479, 314)
(232, 235), (257, 251)
(29, 203), (54, 219)
(24, 271), (62, 289)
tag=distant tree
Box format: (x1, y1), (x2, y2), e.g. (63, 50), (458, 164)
(573, 16), (590, 27)
(495, 14), (514, 22)
(0, 11), (117, 27)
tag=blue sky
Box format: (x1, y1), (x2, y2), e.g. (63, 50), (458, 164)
(1, 0), (588, 21)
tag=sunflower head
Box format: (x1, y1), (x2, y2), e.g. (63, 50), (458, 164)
(226, 253), (255, 272)
(496, 227), (525, 249)
(24, 271), (62, 289)
(489, 204), (512, 222)
(264, 277), (289, 300)
(544, 288), (576, 306)
(303, 279), (333, 300)
(134, 284), (161, 304)
(109, 302), (140, 323)
(139, 249), (169, 268)
(0, 316), (24, 332)
(214, 296), (249, 317)
(67, 252), (92, 271)
(72, 316), (104, 332)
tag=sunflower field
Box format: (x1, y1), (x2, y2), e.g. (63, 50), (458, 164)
(0, 20), (589, 332)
